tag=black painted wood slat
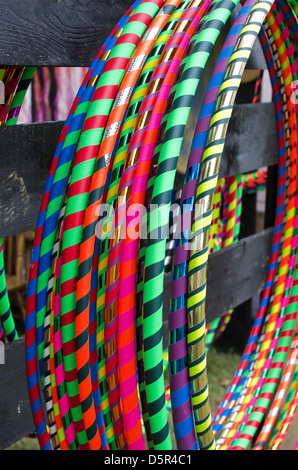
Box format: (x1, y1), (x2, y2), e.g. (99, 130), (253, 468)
(0, 121), (63, 237)
(0, 227), (274, 449)
(0, 0), (267, 69)
(206, 228), (274, 319)
(0, 0), (132, 67)
(0, 337), (35, 449)
(218, 102), (278, 178)
(0, 102), (277, 237)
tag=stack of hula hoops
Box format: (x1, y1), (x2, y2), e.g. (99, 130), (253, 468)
(12, 0), (298, 451)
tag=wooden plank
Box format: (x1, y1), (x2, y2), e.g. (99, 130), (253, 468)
(0, 0), (132, 67)
(0, 0), (267, 68)
(0, 336), (35, 449)
(0, 102), (278, 237)
(219, 102), (278, 178)
(0, 121), (63, 237)
(0, 228), (274, 447)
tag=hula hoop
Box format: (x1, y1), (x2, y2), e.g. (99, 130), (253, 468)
(23, 0), (298, 451)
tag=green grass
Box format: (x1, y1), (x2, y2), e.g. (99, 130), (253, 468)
(207, 346), (241, 415)
(6, 437), (40, 451)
